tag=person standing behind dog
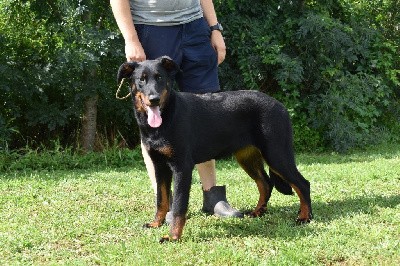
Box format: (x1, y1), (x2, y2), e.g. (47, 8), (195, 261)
(110, 0), (243, 220)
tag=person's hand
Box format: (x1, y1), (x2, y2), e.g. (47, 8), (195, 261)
(210, 31), (226, 65)
(125, 40), (146, 62)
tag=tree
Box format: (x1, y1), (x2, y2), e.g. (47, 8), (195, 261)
(0, 0), (135, 151)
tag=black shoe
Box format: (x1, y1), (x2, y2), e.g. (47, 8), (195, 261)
(202, 186), (243, 218)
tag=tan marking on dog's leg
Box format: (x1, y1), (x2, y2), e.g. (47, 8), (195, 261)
(159, 215), (187, 243)
(170, 215), (186, 240)
(251, 178), (268, 217)
(291, 185), (312, 223)
(269, 168), (311, 222)
(145, 182), (170, 228)
(235, 146), (270, 217)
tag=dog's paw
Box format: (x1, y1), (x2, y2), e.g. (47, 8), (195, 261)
(247, 206), (267, 218)
(159, 235), (180, 244)
(143, 221), (163, 229)
(296, 208), (313, 224)
(159, 235), (171, 243)
(295, 212), (313, 225)
(295, 217), (311, 225)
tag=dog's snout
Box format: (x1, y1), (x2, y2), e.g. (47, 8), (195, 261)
(149, 95), (161, 106)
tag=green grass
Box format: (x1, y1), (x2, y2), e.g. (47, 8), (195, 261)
(1, 145), (399, 265)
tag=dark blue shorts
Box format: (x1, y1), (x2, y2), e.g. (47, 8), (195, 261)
(134, 18), (220, 93)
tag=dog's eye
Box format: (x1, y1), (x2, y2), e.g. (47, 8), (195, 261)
(138, 76), (146, 85)
(155, 74), (163, 81)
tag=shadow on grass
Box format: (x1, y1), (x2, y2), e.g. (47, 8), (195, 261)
(191, 193), (400, 241)
(312, 194), (400, 222)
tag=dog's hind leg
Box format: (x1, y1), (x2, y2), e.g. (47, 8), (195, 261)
(234, 146), (273, 217)
(271, 167), (311, 223)
(144, 158), (172, 229)
(260, 135), (312, 223)
(269, 169), (293, 195)
(265, 150), (312, 223)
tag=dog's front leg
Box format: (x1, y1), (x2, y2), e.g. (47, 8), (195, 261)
(159, 164), (192, 243)
(144, 159), (172, 229)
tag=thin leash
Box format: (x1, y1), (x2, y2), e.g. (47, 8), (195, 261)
(115, 78), (131, 100)
(116, 78), (137, 111)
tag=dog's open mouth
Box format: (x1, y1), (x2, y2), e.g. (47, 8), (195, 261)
(146, 105), (162, 128)
(140, 96), (162, 128)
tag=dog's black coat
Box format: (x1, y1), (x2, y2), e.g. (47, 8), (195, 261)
(117, 56), (312, 242)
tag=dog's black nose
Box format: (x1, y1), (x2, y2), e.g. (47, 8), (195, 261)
(149, 95), (160, 106)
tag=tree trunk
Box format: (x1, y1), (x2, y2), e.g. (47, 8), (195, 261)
(80, 94), (98, 152)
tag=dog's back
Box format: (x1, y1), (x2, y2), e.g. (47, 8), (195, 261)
(170, 90), (292, 163)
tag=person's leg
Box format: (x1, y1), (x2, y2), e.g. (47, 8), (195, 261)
(196, 160), (216, 191)
(141, 141), (157, 193)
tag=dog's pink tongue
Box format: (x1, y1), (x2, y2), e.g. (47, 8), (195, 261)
(147, 106), (162, 128)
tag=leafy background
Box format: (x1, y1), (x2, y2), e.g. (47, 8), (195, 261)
(1, 0), (399, 153)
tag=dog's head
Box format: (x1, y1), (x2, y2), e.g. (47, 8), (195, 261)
(117, 56), (180, 128)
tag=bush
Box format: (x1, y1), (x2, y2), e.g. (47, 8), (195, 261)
(0, 143), (144, 172)
(0, 0), (398, 153)
(216, 0), (399, 152)
(0, 0), (138, 150)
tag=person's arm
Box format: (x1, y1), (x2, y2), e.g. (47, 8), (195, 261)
(200, 0), (226, 65)
(110, 0), (146, 61)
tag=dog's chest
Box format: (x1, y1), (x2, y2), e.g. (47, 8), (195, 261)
(143, 134), (174, 158)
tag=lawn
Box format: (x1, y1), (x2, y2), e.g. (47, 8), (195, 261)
(0, 145), (399, 265)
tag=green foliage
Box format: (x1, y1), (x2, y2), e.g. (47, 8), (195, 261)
(216, 0), (399, 152)
(0, 0), (136, 150)
(0, 0), (399, 152)
(297, 10), (398, 151)
(0, 142), (144, 172)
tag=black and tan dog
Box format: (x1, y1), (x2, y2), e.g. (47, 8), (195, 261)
(117, 56), (312, 242)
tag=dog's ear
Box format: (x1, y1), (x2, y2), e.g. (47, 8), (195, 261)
(117, 62), (139, 84)
(158, 56), (181, 76)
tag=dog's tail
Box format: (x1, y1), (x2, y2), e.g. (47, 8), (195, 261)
(270, 170), (293, 195)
